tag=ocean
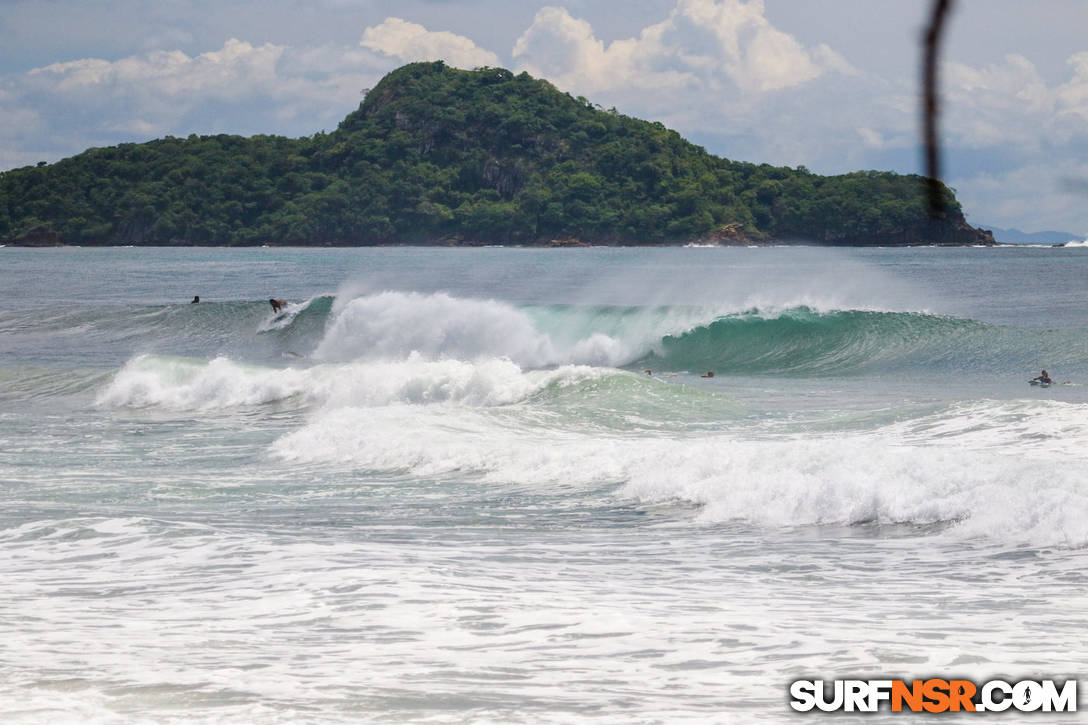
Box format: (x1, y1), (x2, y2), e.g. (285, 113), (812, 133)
(1, 245), (1086, 723)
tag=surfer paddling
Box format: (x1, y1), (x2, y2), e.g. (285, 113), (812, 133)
(269, 298), (287, 314)
(1029, 369), (1072, 385)
(191, 295), (200, 303)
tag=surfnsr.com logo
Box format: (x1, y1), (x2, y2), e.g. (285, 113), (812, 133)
(789, 679), (1077, 713)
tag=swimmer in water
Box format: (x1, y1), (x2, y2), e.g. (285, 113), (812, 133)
(191, 295), (200, 303)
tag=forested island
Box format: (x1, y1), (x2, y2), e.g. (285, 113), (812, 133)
(0, 61), (992, 247)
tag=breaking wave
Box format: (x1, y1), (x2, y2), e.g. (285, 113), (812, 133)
(15, 288), (1085, 380)
(95, 353), (610, 411)
(81, 288), (1088, 547)
(267, 399), (1088, 547)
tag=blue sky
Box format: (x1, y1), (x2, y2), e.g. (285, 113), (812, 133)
(3, 0), (1088, 234)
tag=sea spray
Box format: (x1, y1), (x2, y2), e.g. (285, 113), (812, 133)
(312, 291), (560, 365)
(307, 290), (695, 367)
(307, 291), (1087, 376)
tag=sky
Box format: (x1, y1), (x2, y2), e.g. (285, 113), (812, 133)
(3, 0), (1088, 234)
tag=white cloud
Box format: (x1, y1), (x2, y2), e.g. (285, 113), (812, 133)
(857, 127), (885, 149)
(513, 7), (618, 91)
(507, 0), (884, 175)
(811, 44), (859, 78)
(107, 118), (159, 136)
(943, 50), (1088, 147)
(683, 0), (821, 92)
(512, 0), (853, 97)
(953, 161), (1088, 234)
(1, 38), (397, 165)
(1055, 51), (1088, 124)
(942, 54), (1054, 150)
(28, 39), (285, 98)
(360, 18), (501, 69)
(946, 54), (1048, 107)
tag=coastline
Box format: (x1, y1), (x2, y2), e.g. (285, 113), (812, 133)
(3, 218), (998, 248)
(4, 236), (1004, 249)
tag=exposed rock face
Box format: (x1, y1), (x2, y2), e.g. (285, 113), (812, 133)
(939, 220), (996, 246)
(14, 226), (61, 246)
(802, 219), (996, 246)
(482, 158), (525, 198)
(695, 219), (994, 246)
(697, 223), (753, 245)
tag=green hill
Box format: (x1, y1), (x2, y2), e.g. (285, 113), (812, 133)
(0, 61), (992, 247)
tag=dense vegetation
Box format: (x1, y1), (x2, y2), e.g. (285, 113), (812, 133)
(0, 61), (991, 246)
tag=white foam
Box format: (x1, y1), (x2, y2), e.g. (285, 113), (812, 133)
(96, 355), (313, 410)
(96, 353), (610, 411)
(270, 404), (1088, 547)
(309, 290), (714, 368)
(883, 399), (1088, 460)
(622, 437), (1088, 544)
(313, 291), (560, 365)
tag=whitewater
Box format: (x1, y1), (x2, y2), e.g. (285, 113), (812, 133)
(1, 245), (1086, 723)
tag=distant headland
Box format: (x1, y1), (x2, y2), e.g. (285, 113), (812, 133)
(0, 61), (993, 248)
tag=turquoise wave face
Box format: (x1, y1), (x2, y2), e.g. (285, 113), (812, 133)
(5, 292), (1087, 381)
(635, 307), (1087, 377)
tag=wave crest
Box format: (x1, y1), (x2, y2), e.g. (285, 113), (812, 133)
(95, 354), (612, 411)
(641, 307), (989, 375)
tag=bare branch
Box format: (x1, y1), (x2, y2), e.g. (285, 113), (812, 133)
(923, 0), (954, 217)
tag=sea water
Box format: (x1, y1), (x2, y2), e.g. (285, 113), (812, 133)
(1, 245), (1086, 723)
